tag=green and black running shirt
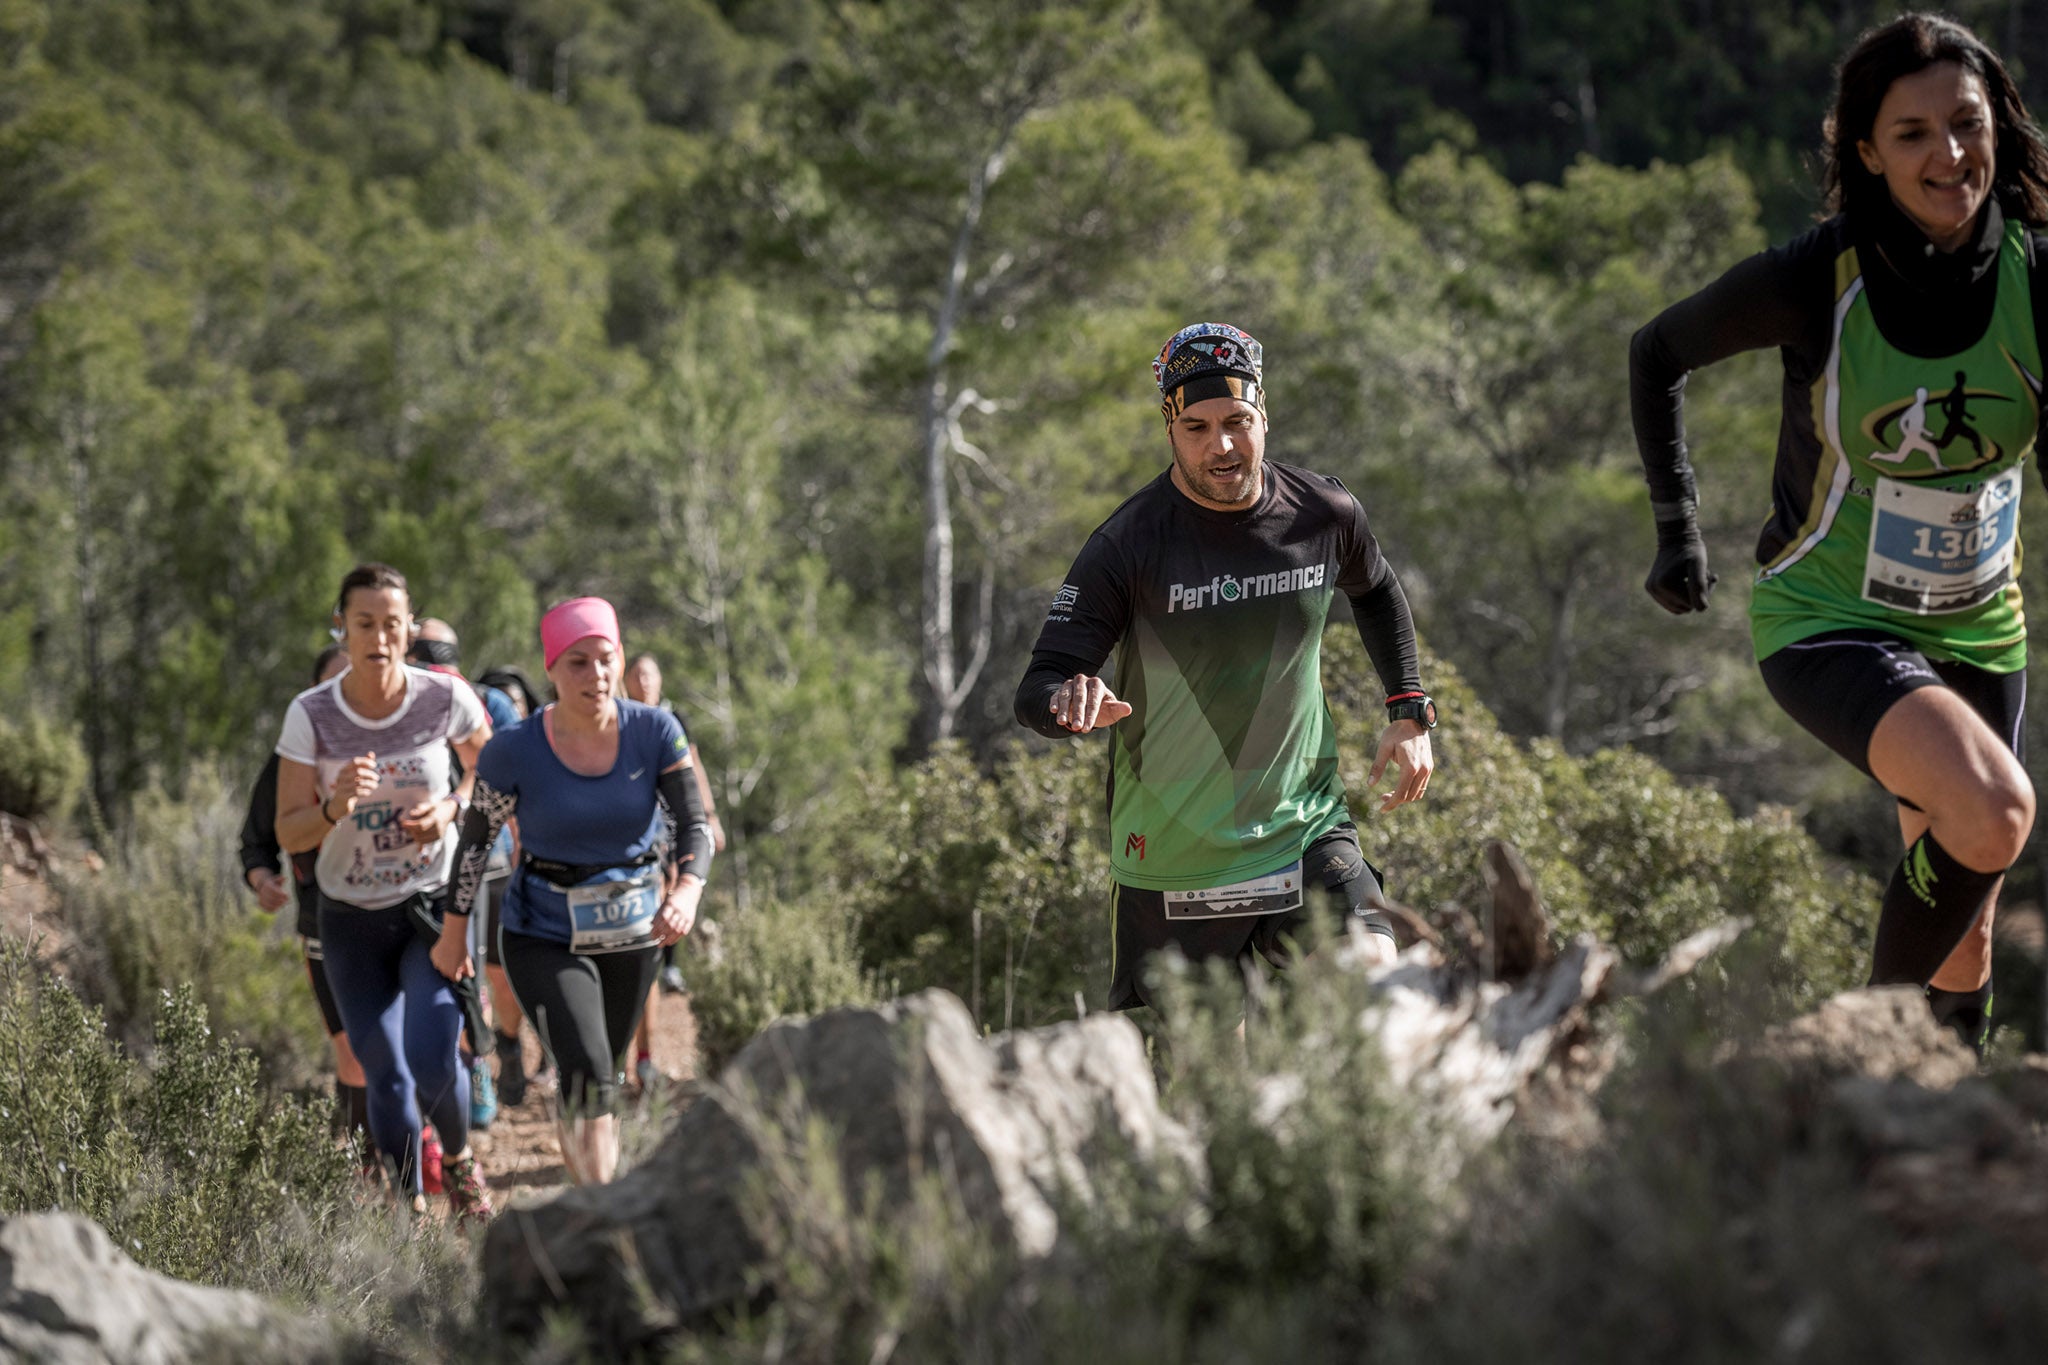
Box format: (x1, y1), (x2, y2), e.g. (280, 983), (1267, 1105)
(1015, 461), (1421, 892)
(1633, 195), (2045, 672)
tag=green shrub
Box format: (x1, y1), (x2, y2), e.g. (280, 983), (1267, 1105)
(838, 632), (1873, 1037)
(52, 766), (328, 1084)
(689, 897), (880, 1074)
(0, 936), (488, 1357)
(1323, 633), (1872, 1013)
(0, 711), (88, 824)
(0, 937), (350, 1286)
(836, 742), (1113, 1034)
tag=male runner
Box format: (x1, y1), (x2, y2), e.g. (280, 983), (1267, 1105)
(1014, 322), (1435, 1011)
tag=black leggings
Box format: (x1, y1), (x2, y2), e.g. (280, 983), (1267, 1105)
(498, 930), (660, 1115)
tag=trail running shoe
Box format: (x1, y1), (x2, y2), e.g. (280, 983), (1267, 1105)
(659, 963), (690, 996)
(445, 1150), (494, 1224)
(495, 1030), (527, 1108)
(420, 1123), (444, 1196)
(470, 1056), (498, 1130)
(635, 1054), (658, 1094)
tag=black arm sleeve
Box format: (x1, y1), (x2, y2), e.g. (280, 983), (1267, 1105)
(1013, 532), (1133, 737)
(656, 763), (714, 883)
(240, 753), (283, 880)
(1347, 570), (1422, 699)
(1016, 649), (1112, 738)
(1629, 241), (1818, 512)
(447, 779), (517, 919)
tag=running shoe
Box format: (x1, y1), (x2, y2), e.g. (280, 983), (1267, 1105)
(420, 1124), (444, 1196)
(495, 1030), (527, 1108)
(470, 1056), (498, 1130)
(635, 1054), (658, 1094)
(445, 1150), (493, 1224)
(659, 963), (690, 996)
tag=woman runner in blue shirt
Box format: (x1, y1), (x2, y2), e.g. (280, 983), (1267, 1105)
(440, 597), (712, 1184)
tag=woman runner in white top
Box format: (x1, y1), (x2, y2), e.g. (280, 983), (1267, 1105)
(274, 563), (495, 1221)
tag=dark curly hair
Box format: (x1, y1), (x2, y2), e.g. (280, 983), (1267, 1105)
(1822, 12), (2048, 225)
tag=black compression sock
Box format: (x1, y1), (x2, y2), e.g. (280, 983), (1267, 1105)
(1869, 832), (2002, 987)
(1927, 980), (1994, 1057)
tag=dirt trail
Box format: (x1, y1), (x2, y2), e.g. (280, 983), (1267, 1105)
(468, 984), (698, 1201)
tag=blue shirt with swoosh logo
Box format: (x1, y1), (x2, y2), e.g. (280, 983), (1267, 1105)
(476, 699), (688, 945)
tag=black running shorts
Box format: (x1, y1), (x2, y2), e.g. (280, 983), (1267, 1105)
(1757, 629), (2023, 786)
(1107, 823), (1387, 1012)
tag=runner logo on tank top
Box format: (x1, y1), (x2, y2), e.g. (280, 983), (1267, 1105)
(1866, 370), (2011, 473)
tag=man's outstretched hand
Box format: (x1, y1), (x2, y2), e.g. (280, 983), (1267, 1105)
(1049, 674), (1133, 734)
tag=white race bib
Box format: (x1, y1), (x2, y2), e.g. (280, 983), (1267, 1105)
(1863, 467), (2022, 615)
(1162, 859), (1303, 920)
(566, 869), (662, 955)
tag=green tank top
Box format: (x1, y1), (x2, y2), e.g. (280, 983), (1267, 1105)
(1751, 221), (2041, 672)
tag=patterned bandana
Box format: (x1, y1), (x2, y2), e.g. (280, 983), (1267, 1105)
(1152, 322), (1265, 421)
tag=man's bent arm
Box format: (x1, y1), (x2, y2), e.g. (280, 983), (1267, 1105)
(1346, 568), (1422, 698)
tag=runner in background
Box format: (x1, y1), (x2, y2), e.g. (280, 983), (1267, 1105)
(241, 645), (371, 1157)
(475, 666), (541, 1107)
(407, 619), (519, 1126)
(621, 652), (725, 1092)
(445, 599), (712, 1183)
(1629, 13), (2048, 1051)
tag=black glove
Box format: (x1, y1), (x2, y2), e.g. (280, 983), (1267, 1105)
(1645, 515), (1717, 614)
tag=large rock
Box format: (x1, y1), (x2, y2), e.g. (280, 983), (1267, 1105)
(1733, 990), (2048, 1278)
(1748, 984), (1978, 1091)
(481, 989), (1198, 1352)
(0, 1212), (333, 1364)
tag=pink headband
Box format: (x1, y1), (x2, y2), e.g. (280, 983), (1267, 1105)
(540, 597), (621, 670)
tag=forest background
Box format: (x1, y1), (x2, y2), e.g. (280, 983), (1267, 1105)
(5, 0), (2048, 1057)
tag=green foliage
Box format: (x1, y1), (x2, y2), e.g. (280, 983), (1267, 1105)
(689, 899), (879, 1074)
(0, 710), (87, 823)
(0, 937), (352, 1287)
(52, 768), (329, 1083)
(839, 740), (1111, 1032)
(1321, 631), (1871, 1012)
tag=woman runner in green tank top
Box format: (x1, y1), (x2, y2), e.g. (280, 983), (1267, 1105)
(1629, 13), (2048, 1051)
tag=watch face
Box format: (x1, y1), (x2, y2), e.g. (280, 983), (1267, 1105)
(1423, 699), (1438, 729)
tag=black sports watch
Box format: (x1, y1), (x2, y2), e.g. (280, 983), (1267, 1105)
(1386, 692), (1437, 730)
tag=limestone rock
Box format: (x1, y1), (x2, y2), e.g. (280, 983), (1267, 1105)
(481, 989), (1198, 1352)
(0, 1212), (333, 1364)
(1750, 985), (1978, 1091)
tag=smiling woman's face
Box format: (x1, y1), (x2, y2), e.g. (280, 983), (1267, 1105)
(339, 586), (412, 676)
(1858, 60), (1997, 251)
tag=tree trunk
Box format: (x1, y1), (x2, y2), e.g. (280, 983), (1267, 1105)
(1542, 575), (1578, 739)
(64, 408), (108, 819)
(919, 143), (1005, 745)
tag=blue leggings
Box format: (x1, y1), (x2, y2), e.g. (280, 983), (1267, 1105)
(316, 893), (470, 1195)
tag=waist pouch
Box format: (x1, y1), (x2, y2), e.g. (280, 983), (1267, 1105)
(521, 849), (662, 888)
